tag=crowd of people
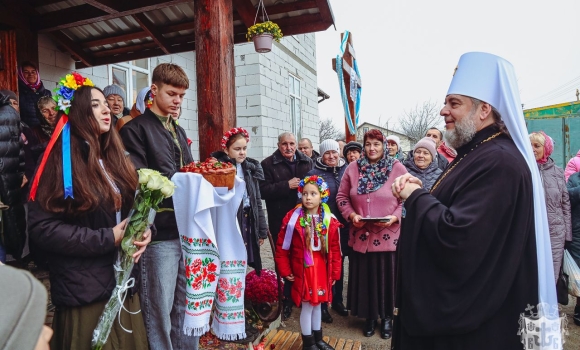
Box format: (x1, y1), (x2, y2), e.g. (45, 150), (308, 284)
(2, 52), (580, 350)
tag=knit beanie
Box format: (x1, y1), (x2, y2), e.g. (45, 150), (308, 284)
(103, 84), (126, 104)
(342, 141), (363, 158)
(386, 135), (401, 150)
(319, 139), (340, 156)
(0, 265), (48, 350)
(413, 137), (437, 159)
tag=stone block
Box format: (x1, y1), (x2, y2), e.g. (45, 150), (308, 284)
(245, 73), (261, 86)
(38, 47), (56, 66)
(236, 85), (260, 97)
(92, 65), (108, 79)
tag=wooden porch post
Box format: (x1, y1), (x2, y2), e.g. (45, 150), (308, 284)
(194, 0), (236, 160)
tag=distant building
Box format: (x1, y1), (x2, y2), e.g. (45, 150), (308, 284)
(356, 122), (413, 153)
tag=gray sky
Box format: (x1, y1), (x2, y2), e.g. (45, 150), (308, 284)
(315, 0), (580, 132)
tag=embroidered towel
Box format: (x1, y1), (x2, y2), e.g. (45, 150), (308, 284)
(172, 173), (246, 340)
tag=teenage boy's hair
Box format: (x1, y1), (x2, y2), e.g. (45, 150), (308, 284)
(152, 63), (189, 89)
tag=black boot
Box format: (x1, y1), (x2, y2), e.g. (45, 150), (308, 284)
(313, 330), (335, 350)
(363, 319), (376, 337)
(381, 317), (392, 339)
(282, 300), (293, 321)
(574, 305), (580, 326)
(331, 302), (349, 317)
(302, 334), (319, 350)
(321, 308), (333, 323)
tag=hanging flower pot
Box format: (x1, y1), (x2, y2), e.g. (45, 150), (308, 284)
(246, 20), (283, 54)
(252, 33), (273, 53)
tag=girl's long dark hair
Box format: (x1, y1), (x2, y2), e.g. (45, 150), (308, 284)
(36, 86), (138, 214)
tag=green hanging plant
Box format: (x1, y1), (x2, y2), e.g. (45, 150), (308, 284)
(246, 21), (283, 43)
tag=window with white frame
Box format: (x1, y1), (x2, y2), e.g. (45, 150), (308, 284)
(289, 74), (302, 139)
(108, 59), (151, 106)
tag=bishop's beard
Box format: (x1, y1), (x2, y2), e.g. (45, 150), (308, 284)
(444, 111), (478, 149)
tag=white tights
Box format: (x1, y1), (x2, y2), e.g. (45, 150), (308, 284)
(300, 302), (322, 335)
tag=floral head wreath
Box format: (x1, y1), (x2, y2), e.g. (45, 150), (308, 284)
(221, 127), (250, 149)
(30, 72), (94, 201)
(297, 175), (330, 203)
(53, 72), (94, 115)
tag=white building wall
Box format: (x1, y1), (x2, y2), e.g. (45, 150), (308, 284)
(37, 32), (319, 162)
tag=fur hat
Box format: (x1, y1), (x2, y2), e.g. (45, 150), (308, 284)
(103, 84), (126, 104)
(413, 137), (437, 159)
(319, 139), (340, 156)
(342, 141), (363, 158)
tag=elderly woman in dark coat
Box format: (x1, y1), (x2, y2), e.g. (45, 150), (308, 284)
(529, 132), (571, 283)
(567, 171), (580, 325)
(17, 61), (51, 129)
(211, 127), (268, 274)
(306, 139), (349, 323)
(402, 137), (443, 191)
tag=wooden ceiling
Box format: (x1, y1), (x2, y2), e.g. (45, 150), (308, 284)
(1, 0), (334, 69)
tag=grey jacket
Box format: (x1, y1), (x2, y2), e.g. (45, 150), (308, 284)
(538, 158), (572, 280)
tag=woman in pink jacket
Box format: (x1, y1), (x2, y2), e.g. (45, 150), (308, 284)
(336, 129), (407, 340)
(566, 150), (580, 182)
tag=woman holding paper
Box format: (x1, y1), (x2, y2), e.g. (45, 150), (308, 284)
(336, 129), (407, 340)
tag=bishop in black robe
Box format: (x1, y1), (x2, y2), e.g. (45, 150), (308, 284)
(392, 125), (539, 350)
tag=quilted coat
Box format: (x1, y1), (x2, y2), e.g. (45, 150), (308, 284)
(538, 158), (572, 280)
(566, 172), (580, 267)
(275, 209), (342, 307)
(0, 93), (26, 258)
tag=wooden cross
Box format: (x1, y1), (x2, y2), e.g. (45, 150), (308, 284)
(332, 32), (362, 142)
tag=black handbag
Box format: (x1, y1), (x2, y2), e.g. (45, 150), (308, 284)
(557, 262), (569, 305)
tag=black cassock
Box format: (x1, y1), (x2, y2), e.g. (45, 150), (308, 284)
(392, 126), (539, 350)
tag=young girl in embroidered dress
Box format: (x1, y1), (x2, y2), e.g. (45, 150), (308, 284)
(275, 175), (341, 350)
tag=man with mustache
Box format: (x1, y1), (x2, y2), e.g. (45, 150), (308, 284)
(391, 52), (556, 349)
(260, 132), (313, 320)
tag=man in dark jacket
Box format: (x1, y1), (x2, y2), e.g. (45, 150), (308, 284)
(119, 63), (197, 350)
(260, 132), (312, 319)
(298, 137), (319, 161)
(0, 91), (26, 262)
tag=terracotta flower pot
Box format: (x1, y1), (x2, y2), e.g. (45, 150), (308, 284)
(253, 33), (273, 53)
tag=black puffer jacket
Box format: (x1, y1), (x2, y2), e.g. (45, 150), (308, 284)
(403, 157), (443, 191)
(0, 93), (26, 257)
(211, 151), (269, 271)
(120, 109), (193, 241)
(567, 172), (580, 267)
(18, 79), (51, 129)
(260, 149), (312, 241)
(28, 200), (119, 307)
(306, 157), (350, 255)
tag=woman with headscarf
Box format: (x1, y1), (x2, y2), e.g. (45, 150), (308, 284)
(116, 87), (152, 131)
(529, 131), (572, 284)
(402, 137), (442, 191)
(336, 129), (407, 339)
(386, 135), (405, 161)
(17, 61), (51, 129)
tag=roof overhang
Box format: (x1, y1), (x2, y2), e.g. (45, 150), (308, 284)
(8, 0), (335, 69)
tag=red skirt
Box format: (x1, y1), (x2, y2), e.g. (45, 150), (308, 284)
(302, 250), (329, 305)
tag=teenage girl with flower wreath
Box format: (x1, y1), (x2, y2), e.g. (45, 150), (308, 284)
(211, 127), (268, 274)
(275, 175), (341, 350)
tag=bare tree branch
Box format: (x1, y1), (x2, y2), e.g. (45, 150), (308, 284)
(398, 100), (444, 144)
(319, 118), (345, 142)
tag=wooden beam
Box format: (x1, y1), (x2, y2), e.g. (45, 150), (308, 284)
(84, 0), (120, 14)
(76, 48), (165, 69)
(314, 0), (335, 25)
(80, 21), (193, 48)
(231, 0), (255, 28)
(266, 0), (318, 15)
(28, 0), (65, 7)
(49, 31), (94, 67)
(194, 0), (236, 161)
(133, 13), (171, 54)
(90, 35), (194, 58)
(35, 0), (192, 32)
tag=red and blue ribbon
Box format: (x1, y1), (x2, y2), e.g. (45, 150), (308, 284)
(29, 115), (73, 200)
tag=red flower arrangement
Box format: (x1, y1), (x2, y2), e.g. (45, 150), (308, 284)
(220, 127), (250, 149)
(245, 269), (280, 304)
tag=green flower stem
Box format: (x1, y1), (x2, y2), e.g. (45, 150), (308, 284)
(92, 182), (169, 350)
